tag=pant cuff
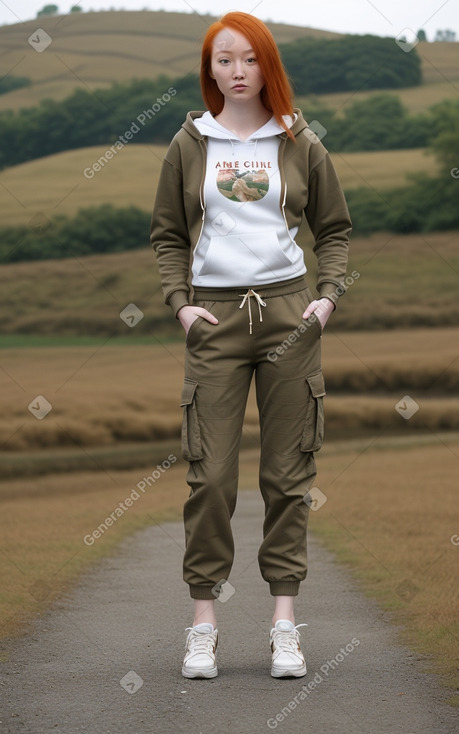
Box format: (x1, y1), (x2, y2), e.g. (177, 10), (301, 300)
(269, 581), (300, 596)
(189, 584), (217, 600)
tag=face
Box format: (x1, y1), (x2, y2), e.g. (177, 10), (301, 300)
(210, 28), (265, 103)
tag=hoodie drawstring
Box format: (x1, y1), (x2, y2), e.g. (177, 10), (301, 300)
(239, 289), (266, 335)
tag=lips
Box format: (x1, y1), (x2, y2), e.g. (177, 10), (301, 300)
(232, 84), (247, 90)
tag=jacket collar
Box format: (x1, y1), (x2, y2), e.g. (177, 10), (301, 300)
(182, 108), (308, 140)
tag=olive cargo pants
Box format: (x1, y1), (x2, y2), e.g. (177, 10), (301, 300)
(180, 276), (325, 599)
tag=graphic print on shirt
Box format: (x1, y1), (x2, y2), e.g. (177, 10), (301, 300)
(216, 163), (270, 202)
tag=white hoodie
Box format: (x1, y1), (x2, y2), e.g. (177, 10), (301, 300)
(191, 111), (307, 287)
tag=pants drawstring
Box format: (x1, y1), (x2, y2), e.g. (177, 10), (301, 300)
(238, 289), (267, 335)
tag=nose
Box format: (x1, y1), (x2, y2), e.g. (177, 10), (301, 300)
(233, 60), (245, 78)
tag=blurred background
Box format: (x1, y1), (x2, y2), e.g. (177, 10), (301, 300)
(0, 0), (458, 703)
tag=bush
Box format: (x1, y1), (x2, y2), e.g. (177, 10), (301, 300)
(0, 75), (203, 169)
(346, 173), (459, 235)
(0, 204), (151, 263)
(0, 76), (31, 96)
(280, 35), (422, 95)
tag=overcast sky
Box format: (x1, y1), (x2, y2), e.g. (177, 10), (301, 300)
(1, 0), (458, 39)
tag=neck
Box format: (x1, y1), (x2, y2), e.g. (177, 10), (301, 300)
(215, 98), (272, 141)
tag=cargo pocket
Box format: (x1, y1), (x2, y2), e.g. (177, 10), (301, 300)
(300, 370), (326, 453)
(180, 379), (203, 461)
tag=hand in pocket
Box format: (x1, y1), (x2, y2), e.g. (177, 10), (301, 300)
(178, 305), (219, 335)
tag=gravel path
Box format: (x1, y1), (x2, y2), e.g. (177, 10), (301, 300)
(1, 489), (457, 733)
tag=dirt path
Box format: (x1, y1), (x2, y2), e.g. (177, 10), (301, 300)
(1, 489), (457, 733)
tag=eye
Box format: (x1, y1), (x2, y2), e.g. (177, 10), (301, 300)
(246, 57), (257, 64)
(218, 58), (230, 65)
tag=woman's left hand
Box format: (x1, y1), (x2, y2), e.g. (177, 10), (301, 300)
(302, 298), (334, 331)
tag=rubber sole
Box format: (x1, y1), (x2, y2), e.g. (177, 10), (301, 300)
(181, 665), (218, 679)
(271, 664), (307, 678)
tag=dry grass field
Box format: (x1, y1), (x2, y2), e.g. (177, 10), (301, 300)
(0, 13), (457, 114)
(0, 326), (458, 457)
(0, 10), (340, 112)
(0, 145), (438, 228)
(317, 41), (459, 113)
(1, 231), (458, 337)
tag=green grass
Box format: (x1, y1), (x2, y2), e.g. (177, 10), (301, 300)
(0, 334), (176, 348)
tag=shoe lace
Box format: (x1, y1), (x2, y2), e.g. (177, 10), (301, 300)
(185, 627), (216, 656)
(273, 623), (308, 652)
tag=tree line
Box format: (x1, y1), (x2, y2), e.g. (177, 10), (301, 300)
(0, 205), (151, 264)
(279, 34), (422, 95)
(347, 98), (459, 234)
(1, 99), (458, 264)
(0, 79), (442, 170)
(0, 32), (426, 169)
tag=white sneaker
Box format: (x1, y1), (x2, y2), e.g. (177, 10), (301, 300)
(270, 619), (307, 678)
(181, 623), (218, 678)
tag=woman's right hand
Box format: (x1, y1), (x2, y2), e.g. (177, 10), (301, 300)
(177, 305), (219, 335)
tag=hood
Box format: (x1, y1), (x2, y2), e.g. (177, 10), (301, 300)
(192, 110), (295, 140)
(182, 109), (309, 141)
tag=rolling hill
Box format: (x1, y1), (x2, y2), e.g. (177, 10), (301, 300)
(0, 10), (340, 111)
(0, 11), (457, 113)
(0, 144), (438, 228)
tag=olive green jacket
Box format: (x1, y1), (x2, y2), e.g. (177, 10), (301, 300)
(150, 109), (352, 316)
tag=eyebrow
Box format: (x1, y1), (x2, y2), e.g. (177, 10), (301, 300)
(215, 48), (255, 55)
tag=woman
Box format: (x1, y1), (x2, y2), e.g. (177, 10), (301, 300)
(150, 11), (351, 679)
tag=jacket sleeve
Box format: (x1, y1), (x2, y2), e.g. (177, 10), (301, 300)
(305, 150), (352, 306)
(150, 140), (192, 317)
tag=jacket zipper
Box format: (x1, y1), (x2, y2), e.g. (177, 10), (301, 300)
(195, 137), (207, 249)
(278, 135), (291, 236)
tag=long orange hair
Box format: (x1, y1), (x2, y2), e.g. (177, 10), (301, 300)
(200, 12), (295, 140)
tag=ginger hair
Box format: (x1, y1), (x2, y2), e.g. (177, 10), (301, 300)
(200, 12), (295, 140)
